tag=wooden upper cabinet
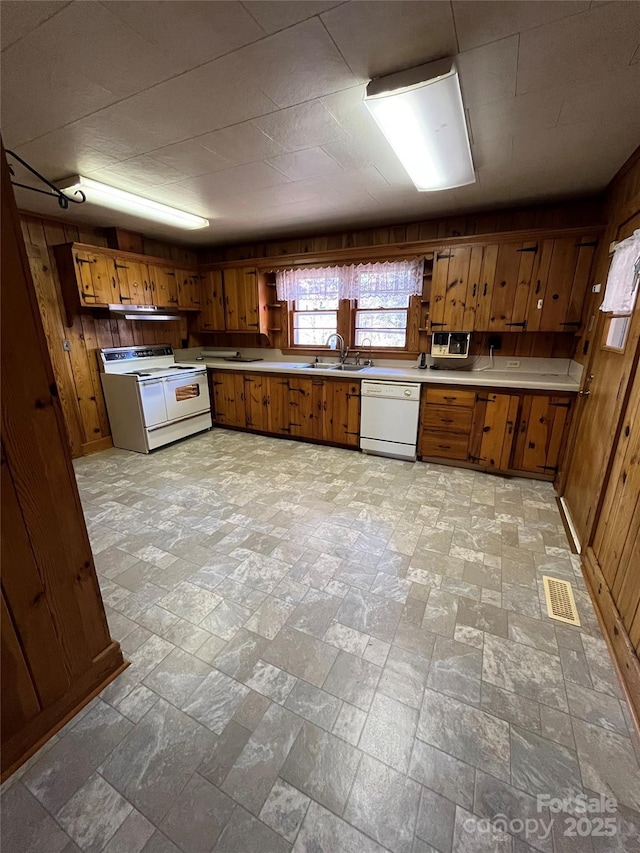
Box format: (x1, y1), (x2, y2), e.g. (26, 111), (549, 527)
(53, 243), (199, 321)
(148, 265), (179, 308)
(526, 235), (597, 332)
(113, 257), (152, 305)
(511, 394), (573, 475)
(474, 241), (538, 332)
(430, 245), (483, 332)
(70, 248), (115, 305)
(199, 270), (226, 331)
(176, 269), (201, 311)
(223, 267), (267, 332)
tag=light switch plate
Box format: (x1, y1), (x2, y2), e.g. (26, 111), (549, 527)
(62, 339), (71, 351)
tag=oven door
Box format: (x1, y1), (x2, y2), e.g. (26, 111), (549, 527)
(139, 379), (168, 427)
(162, 372), (209, 422)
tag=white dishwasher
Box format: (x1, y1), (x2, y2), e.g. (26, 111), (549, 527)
(360, 380), (421, 460)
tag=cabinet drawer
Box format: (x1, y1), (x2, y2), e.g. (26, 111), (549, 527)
(425, 387), (476, 408)
(422, 405), (473, 433)
(419, 431), (469, 460)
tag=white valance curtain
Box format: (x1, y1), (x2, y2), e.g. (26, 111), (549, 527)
(275, 259), (424, 306)
(600, 229), (640, 314)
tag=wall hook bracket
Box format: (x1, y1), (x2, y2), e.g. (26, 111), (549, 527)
(5, 150), (86, 209)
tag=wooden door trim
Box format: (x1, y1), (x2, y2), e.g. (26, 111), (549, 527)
(581, 546), (640, 733)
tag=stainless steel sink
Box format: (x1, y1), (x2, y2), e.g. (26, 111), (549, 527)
(293, 363), (339, 370)
(330, 364), (369, 371)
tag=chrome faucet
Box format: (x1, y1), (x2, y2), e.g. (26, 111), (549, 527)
(360, 337), (374, 366)
(325, 333), (347, 363)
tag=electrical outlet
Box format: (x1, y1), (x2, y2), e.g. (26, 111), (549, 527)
(592, 283), (601, 293)
(507, 360), (520, 368)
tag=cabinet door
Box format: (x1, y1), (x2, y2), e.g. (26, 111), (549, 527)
(430, 245), (482, 331)
(288, 377), (323, 439)
(468, 392), (520, 471)
(527, 236), (597, 332)
(323, 380), (360, 446)
(223, 268), (260, 331)
(149, 266), (179, 308)
(266, 376), (292, 435)
(243, 374), (269, 431)
(114, 258), (152, 305)
(210, 371), (246, 427)
(512, 395), (573, 474)
(176, 269), (200, 311)
(73, 250), (114, 305)
(190, 274), (202, 309)
(199, 270), (226, 331)
(474, 242), (537, 331)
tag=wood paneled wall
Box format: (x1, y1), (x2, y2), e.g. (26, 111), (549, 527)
(19, 212), (200, 458)
(201, 198), (603, 263)
(2, 144), (125, 779)
(561, 146), (640, 724)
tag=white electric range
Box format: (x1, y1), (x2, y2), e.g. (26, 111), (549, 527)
(99, 344), (212, 453)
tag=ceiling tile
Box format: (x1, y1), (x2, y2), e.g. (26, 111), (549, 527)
(242, 1), (343, 35)
(516, 3), (640, 94)
(174, 161), (290, 201)
(229, 17), (357, 107)
(457, 36), (518, 107)
(321, 0), (457, 79)
(452, 1), (589, 52)
(267, 147), (343, 180)
(198, 122), (284, 166)
(67, 53), (278, 157)
(557, 65), (640, 127)
(467, 89), (564, 149)
(10, 130), (121, 181)
(148, 140), (232, 178)
(88, 155), (188, 190)
(322, 166), (390, 195)
(253, 100), (345, 152)
(0, 0), (69, 51)
(105, 1), (265, 70)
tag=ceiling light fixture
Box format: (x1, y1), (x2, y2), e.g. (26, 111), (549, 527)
(364, 58), (475, 192)
(56, 175), (209, 230)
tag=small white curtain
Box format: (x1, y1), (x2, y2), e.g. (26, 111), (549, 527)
(275, 267), (341, 308)
(342, 260), (424, 306)
(600, 229), (640, 314)
(276, 259), (423, 305)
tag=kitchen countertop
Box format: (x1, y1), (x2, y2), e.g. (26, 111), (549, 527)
(182, 359), (580, 392)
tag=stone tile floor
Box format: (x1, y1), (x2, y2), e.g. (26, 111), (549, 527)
(3, 429), (640, 852)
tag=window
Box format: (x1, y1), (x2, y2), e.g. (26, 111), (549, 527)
(276, 260), (423, 350)
(286, 271), (340, 346)
(600, 231), (640, 353)
(354, 271), (412, 348)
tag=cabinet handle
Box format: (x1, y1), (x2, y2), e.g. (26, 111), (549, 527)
(483, 282), (488, 296)
(472, 283), (477, 297)
(441, 418), (454, 424)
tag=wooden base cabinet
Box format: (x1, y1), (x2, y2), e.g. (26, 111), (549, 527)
(209, 370), (360, 447)
(419, 384), (574, 479)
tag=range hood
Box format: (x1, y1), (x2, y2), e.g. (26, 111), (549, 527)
(108, 304), (181, 321)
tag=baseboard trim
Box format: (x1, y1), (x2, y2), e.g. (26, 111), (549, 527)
(81, 436), (113, 456)
(1, 642), (127, 781)
(581, 547), (640, 735)
(557, 496), (581, 554)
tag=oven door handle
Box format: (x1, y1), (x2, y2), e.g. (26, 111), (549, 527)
(162, 375), (203, 384)
(140, 379), (164, 386)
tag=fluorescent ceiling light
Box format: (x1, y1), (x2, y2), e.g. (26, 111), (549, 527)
(56, 175), (209, 230)
(364, 58), (475, 192)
